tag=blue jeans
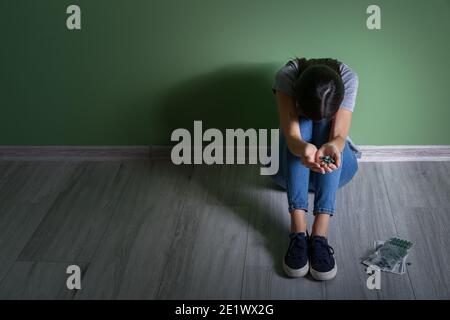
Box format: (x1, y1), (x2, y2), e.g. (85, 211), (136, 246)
(270, 117), (359, 216)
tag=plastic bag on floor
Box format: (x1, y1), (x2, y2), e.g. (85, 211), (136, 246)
(362, 237), (413, 274)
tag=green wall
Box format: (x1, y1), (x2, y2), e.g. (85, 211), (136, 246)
(1, 0), (449, 145)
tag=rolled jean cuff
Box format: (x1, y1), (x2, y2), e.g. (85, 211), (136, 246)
(288, 204), (309, 214)
(313, 207), (334, 216)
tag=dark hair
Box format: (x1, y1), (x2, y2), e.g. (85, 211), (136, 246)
(293, 57), (344, 121)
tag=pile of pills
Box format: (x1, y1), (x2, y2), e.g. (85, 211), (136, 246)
(319, 155), (336, 165)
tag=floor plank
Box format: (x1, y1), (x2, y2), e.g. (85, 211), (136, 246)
(381, 162), (450, 299)
(74, 160), (194, 299)
(156, 204), (249, 300)
(0, 161), (80, 283)
(17, 161), (127, 262)
(0, 261), (88, 300)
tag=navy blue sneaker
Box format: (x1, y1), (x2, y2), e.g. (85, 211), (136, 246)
(283, 232), (309, 277)
(309, 235), (337, 281)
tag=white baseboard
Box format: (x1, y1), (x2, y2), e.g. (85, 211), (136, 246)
(357, 145), (450, 162)
(0, 145), (449, 162)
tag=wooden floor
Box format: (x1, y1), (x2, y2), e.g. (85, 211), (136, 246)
(0, 159), (449, 299)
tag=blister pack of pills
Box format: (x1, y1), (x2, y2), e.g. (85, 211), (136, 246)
(362, 238), (413, 274)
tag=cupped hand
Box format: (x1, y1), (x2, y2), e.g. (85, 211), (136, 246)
(315, 142), (341, 173)
(299, 143), (324, 174)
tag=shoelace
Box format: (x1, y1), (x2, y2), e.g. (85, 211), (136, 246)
(287, 235), (307, 257)
(311, 238), (334, 261)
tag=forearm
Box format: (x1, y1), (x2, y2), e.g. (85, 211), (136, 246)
(328, 108), (352, 152)
(275, 91), (309, 158)
(328, 135), (346, 152)
(285, 134), (308, 157)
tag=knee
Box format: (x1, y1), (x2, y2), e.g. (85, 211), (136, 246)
(298, 117), (313, 142)
(339, 152), (358, 188)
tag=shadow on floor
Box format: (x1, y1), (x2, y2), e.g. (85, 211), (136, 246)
(190, 164), (291, 278)
(154, 62), (293, 277)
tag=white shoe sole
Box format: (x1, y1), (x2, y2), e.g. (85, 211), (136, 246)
(282, 258), (309, 278)
(310, 263), (337, 281)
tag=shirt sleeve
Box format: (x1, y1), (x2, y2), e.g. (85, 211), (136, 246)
(339, 63), (359, 112)
(271, 62), (298, 97)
